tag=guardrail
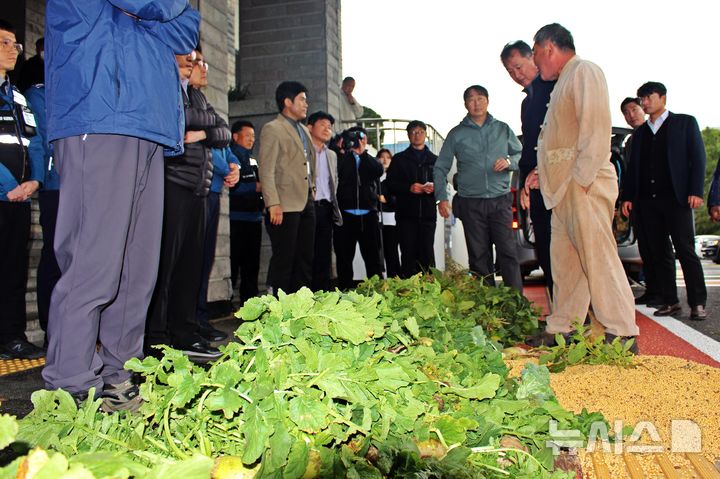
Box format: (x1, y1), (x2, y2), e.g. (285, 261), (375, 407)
(337, 118), (445, 155)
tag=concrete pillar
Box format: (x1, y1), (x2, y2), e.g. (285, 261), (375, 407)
(229, 0), (342, 292)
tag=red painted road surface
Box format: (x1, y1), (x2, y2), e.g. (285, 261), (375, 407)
(523, 285), (720, 368)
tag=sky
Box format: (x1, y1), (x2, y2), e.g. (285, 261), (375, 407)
(341, 0), (718, 138)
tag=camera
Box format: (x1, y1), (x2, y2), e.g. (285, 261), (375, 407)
(342, 129), (366, 150)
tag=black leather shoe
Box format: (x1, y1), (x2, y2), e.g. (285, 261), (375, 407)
(635, 293), (663, 306)
(197, 324), (228, 342)
(178, 339), (222, 360)
(689, 305), (708, 321)
(0, 339), (45, 359)
(604, 333), (639, 354)
(653, 303), (681, 317)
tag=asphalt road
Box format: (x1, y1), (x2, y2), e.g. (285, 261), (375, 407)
(655, 258), (720, 342)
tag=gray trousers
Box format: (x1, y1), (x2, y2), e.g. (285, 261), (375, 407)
(43, 134), (164, 394)
(453, 194), (523, 291)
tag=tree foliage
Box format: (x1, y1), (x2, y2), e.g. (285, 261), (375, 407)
(696, 127), (720, 235)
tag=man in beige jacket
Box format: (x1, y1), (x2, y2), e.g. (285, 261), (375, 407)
(258, 81), (316, 294)
(529, 23), (639, 347)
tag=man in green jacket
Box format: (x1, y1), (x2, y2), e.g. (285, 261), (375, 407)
(434, 85), (523, 291)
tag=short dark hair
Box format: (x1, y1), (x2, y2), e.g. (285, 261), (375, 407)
(195, 41), (203, 54)
(347, 125), (368, 136)
(377, 148), (392, 158)
(533, 23), (575, 52)
(231, 120), (254, 134)
(0, 19), (16, 34)
(500, 40), (532, 63)
(342, 76), (355, 84)
(637, 81), (667, 98)
(620, 97), (641, 113)
(275, 81), (307, 112)
(36, 38), (44, 52)
(406, 120), (427, 133)
(307, 110), (335, 126)
(463, 85), (489, 101)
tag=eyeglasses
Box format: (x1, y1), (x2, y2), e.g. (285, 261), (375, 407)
(194, 60), (209, 72)
(409, 129), (426, 136)
(0, 39), (22, 55)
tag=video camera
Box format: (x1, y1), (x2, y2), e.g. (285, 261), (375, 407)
(342, 128), (366, 150)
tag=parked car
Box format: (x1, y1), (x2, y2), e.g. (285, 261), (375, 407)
(695, 235), (720, 258)
(510, 127), (642, 280)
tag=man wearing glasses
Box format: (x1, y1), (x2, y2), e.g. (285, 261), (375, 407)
(0, 20), (45, 360)
(385, 121), (438, 277)
(433, 86), (523, 291)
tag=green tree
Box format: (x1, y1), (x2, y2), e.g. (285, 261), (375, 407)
(695, 127), (720, 235)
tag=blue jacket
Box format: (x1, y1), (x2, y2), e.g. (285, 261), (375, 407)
(45, 0), (200, 156)
(24, 85), (58, 191)
(210, 146), (240, 193)
(0, 81), (44, 201)
(229, 143), (263, 222)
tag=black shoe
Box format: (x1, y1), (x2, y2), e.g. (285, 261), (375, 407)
(635, 293), (663, 306)
(689, 305), (708, 321)
(177, 339), (222, 360)
(526, 331), (572, 348)
(653, 303), (681, 316)
(604, 333), (639, 354)
(101, 378), (143, 413)
(0, 339), (45, 359)
(197, 324), (228, 342)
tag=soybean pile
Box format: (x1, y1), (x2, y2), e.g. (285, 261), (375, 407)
(2, 272), (604, 478)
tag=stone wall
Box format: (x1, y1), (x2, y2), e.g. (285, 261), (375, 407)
(230, 0), (343, 290)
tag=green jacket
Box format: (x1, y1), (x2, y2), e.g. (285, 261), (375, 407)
(434, 114), (522, 201)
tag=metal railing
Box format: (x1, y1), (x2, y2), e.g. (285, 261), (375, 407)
(337, 118), (445, 155)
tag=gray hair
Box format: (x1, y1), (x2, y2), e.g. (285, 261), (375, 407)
(533, 23), (575, 52)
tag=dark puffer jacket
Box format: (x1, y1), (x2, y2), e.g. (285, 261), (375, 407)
(336, 150), (384, 212)
(385, 146), (438, 220)
(165, 86), (230, 196)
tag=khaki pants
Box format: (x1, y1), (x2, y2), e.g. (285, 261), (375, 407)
(546, 178), (639, 337)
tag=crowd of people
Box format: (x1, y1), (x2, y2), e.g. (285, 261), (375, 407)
(0, 3), (719, 413)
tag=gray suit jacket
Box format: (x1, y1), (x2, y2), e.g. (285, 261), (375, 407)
(258, 114), (316, 212)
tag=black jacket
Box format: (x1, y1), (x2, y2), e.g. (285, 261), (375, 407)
(385, 146), (438, 220)
(336, 150), (383, 212)
(165, 86), (231, 196)
(622, 112), (706, 205)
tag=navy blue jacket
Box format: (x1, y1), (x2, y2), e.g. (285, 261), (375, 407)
(45, 0), (200, 156)
(519, 75), (555, 177)
(24, 85), (58, 191)
(622, 112), (706, 205)
(385, 145), (438, 220)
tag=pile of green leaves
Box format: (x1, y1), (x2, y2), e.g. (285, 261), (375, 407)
(357, 269), (541, 346)
(3, 283), (597, 478)
(538, 323), (637, 372)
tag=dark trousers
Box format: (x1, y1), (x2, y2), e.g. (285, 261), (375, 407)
(529, 188), (553, 294)
(146, 180), (207, 348)
(312, 200), (335, 291)
(43, 135), (164, 393)
(0, 201), (31, 343)
(397, 217), (436, 278)
(334, 211), (383, 290)
(230, 219), (262, 303)
(636, 198), (706, 307)
(454, 194), (522, 291)
(382, 224), (401, 278)
(37, 190), (61, 334)
(265, 197), (315, 294)
(633, 209), (672, 298)
(196, 191), (220, 327)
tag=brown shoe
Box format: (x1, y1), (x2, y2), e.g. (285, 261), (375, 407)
(654, 303), (681, 316)
(689, 305), (708, 321)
